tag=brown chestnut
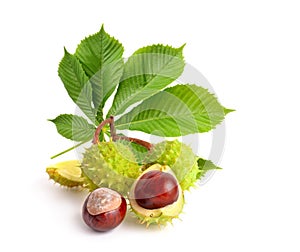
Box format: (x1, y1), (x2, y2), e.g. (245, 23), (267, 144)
(82, 188), (127, 232)
(134, 170), (179, 209)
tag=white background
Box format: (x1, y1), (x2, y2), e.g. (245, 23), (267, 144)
(1, 0), (300, 251)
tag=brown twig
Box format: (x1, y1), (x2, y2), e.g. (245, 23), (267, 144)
(93, 116), (153, 150)
(114, 135), (153, 150)
(109, 116), (117, 139)
(92, 116), (114, 144)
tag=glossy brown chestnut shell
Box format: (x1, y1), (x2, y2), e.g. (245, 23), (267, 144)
(82, 188), (127, 232)
(134, 170), (179, 209)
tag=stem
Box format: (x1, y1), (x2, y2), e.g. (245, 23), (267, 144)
(93, 116), (153, 150)
(109, 117), (117, 139)
(114, 135), (153, 150)
(50, 141), (88, 159)
(93, 116), (114, 144)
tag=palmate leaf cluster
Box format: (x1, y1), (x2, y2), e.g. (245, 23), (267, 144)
(49, 25), (232, 147)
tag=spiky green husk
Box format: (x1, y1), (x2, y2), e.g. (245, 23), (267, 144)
(129, 164), (184, 227)
(81, 141), (141, 196)
(144, 140), (199, 190)
(46, 160), (95, 189)
(129, 206), (183, 227)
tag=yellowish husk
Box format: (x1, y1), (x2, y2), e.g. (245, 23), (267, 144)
(129, 164), (184, 227)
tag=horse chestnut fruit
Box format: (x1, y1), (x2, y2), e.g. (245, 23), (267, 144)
(82, 188), (127, 232)
(134, 170), (179, 209)
(129, 164), (184, 226)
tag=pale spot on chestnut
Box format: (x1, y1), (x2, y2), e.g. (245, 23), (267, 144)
(86, 188), (122, 215)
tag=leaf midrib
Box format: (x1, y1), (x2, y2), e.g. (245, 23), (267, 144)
(116, 111), (215, 129)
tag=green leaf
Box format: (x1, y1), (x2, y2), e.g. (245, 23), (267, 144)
(89, 59), (124, 111)
(108, 44), (185, 116)
(197, 158), (221, 171)
(115, 84), (226, 136)
(49, 114), (95, 141)
(75, 25), (124, 77)
(75, 25), (124, 112)
(197, 157), (221, 180)
(58, 49), (95, 122)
